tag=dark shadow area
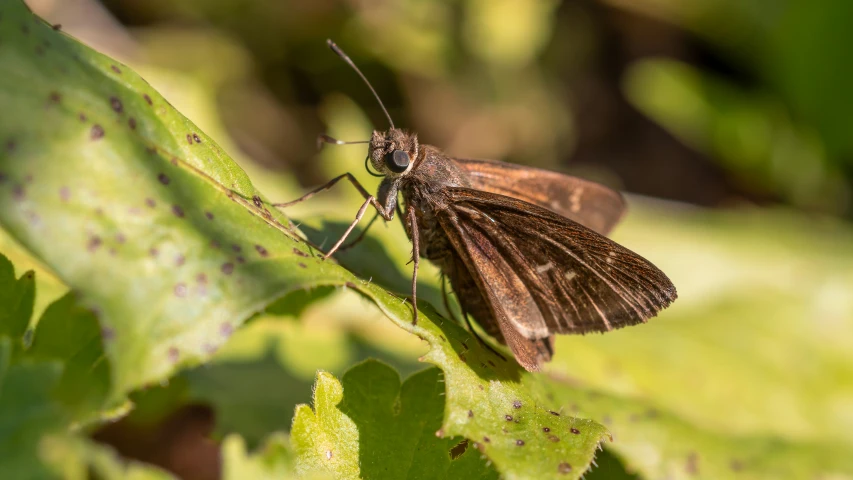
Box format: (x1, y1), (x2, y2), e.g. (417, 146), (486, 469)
(293, 217), (526, 383)
(93, 403), (221, 480)
(415, 301), (523, 384)
(298, 219), (522, 382)
(264, 285), (337, 317)
(298, 219), (447, 315)
(348, 333), (426, 379)
(297, 217), (527, 383)
(181, 349), (313, 447)
(585, 448), (642, 480)
(337, 362), (498, 479)
(91, 331), (429, 478)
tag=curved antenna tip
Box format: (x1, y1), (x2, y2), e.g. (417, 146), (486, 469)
(324, 40), (395, 129)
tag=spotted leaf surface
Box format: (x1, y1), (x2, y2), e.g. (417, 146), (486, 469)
(551, 383), (853, 480)
(0, 2), (608, 477)
(0, 0), (313, 395)
(540, 208), (853, 479)
(293, 357), (605, 480)
(292, 360), (498, 480)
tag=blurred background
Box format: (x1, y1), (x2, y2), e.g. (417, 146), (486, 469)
(28, 0), (853, 214)
(20, 0), (853, 478)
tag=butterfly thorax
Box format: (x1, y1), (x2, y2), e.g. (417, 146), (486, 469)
(400, 145), (472, 264)
(368, 128), (472, 262)
(396, 145), (509, 345)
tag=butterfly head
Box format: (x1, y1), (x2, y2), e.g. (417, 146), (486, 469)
(368, 128), (419, 177)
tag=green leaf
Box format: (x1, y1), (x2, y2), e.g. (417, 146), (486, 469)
(415, 331), (607, 480)
(0, 254), (69, 478)
(0, 352), (66, 479)
(0, 3), (608, 477)
(222, 433), (299, 480)
(0, 252), (133, 477)
(0, 228), (68, 321)
(0, 251), (116, 424)
(281, 301), (610, 480)
(292, 360), (498, 479)
(0, 253), (34, 341)
(0, 0), (310, 396)
(175, 309), (422, 447)
(184, 343), (314, 447)
(544, 208), (853, 478)
(550, 383), (853, 480)
(26, 292), (112, 423)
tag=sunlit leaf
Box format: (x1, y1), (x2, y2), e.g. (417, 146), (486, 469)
(550, 381), (853, 479)
(291, 361), (498, 479)
(0, 0), (308, 396)
(293, 359), (605, 479)
(0, 3), (608, 477)
(546, 207), (853, 478)
(222, 433), (298, 480)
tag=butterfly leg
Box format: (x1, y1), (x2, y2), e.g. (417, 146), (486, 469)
(440, 274), (462, 326)
(272, 173), (393, 259)
(338, 197), (404, 251)
(407, 204), (420, 325)
(323, 195), (385, 259)
(458, 300), (507, 362)
(273, 173), (376, 208)
(338, 211), (379, 252)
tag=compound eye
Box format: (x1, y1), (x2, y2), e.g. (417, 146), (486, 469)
(384, 149), (410, 173)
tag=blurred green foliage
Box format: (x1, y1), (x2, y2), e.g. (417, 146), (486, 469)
(3, 0), (853, 478)
(85, 0), (853, 214)
(291, 362), (499, 479)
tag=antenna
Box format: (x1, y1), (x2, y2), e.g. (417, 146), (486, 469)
(316, 134), (370, 150)
(327, 39), (395, 129)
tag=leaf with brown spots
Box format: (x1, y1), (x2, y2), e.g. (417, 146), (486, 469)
(549, 382), (853, 479)
(292, 361), (497, 479)
(540, 209), (853, 479)
(0, 0), (307, 397)
(0, 2), (610, 478)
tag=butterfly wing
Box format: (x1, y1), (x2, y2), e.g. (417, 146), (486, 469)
(452, 157), (626, 235)
(438, 211), (556, 371)
(437, 187), (676, 370)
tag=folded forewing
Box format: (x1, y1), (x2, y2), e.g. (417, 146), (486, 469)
(444, 188), (677, 335)
(438, 208), (554, 371)
(453, 157), (626, 235)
